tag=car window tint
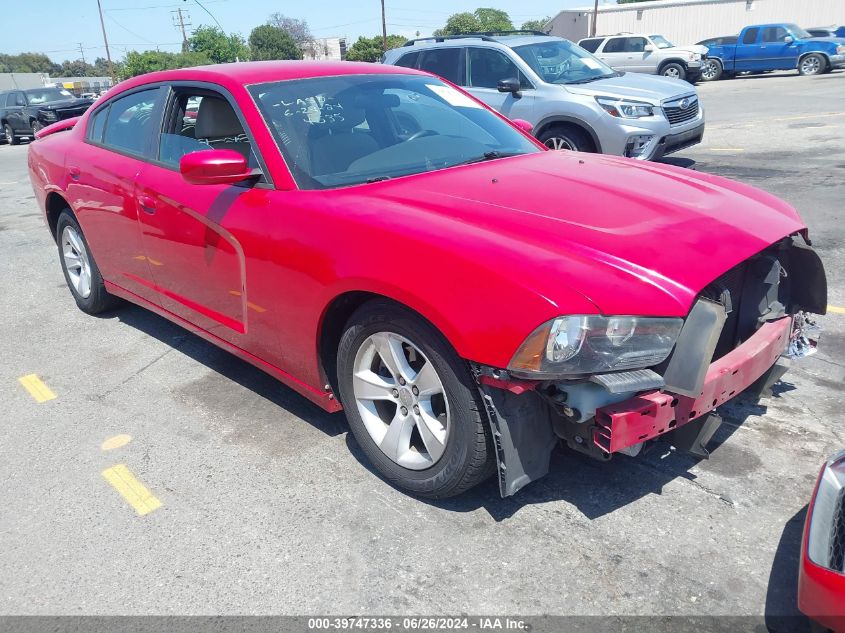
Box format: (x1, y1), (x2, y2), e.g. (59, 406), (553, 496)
(102, 89), (160, 157)
(620, 37), (648, 52)
(10, 92), (26, 106)
(394, 51), (420, 68)
(158, 92), (261, 172)
(762, 26), (788, 42)
(579, 38), (602, 53)
(468, 48), (531, 89)
(87, 106), (109, 143)
(742, 28), (759, 44)
(602, 38), (627, 53)
(417, 48), (462, 84)
(4, 94), (14, 107)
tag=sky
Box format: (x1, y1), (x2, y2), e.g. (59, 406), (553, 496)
(3, 0), (613, 63)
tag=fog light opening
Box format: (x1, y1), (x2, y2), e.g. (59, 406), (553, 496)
(625, 134), (654, 158)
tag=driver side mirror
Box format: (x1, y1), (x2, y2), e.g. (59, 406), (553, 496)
(180, 149), (252, 186)
(510, 119), (533, 134)
(644, 44), (655, 52)
(784, 35), (794, 44)
(497, 78), (521, 95)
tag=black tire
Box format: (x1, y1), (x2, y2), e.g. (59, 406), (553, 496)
(699, 59), (723, 82)
(31, 120), (44, 135)
(798, 53), (827, 76)
(56, 210), (121, 314)
(537, 124), (594, 152)
(661, 62), (687, 81)
(4, 123), (19, 145)
(337, 301), (495, 498)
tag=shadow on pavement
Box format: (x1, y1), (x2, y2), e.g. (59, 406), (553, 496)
(764, 506), (812, 633)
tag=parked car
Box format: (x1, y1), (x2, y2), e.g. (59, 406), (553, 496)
(799, 449), (845, 630)
(0, 87), (93, 145)
(701, 23), (845, 80)
(384, 34), (704, 160)
(578, 33), (708, 81)
(806, 26), (845, 39)
(28, 61), (827, 498)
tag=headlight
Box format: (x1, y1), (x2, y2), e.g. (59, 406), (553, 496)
(39, 110), (57, 121)
(508, 315), (683, 378)
(807, 449), (845, 571)
(595, 96), (655, 119)
(837, 45), (845, 55)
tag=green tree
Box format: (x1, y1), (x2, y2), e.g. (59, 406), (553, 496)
(0, 52), (61, 74)
(434, 8), (514, 36)
(521, 17), (551, 33)
(189, 26), (248, 63)
(248, 24), (302, 61)
(345, 35), (406, 62)
(59, 59), (94, 77)
(474, 8), (514, 32)
(122, 50), (211, 78)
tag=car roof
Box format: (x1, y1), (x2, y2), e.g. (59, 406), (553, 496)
(396, 34), (564, 51)
(115, 60), (422, 93)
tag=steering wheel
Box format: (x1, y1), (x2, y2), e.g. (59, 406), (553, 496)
(406, 129), (437, 142)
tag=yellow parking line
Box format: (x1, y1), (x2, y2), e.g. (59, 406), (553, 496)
(18, 374), (57, 403)
(828, 305), (845, 315)
(101, 464), (162, 516)
(101, 434), (132, 451)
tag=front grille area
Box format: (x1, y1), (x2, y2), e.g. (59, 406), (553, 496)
(663, 98), (699, 126)
(830, 489), (845, 572)
(55, 105), (91, 120)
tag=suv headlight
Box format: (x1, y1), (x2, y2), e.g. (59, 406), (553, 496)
(837, 44), (845, 55)
(508, 315), (683, 378)
(39, 109), (57, 121)
(595, 96), (655, 119)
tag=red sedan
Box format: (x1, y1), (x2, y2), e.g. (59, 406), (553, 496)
(27, 61), (827, 498)
(799, 450), (845, 631)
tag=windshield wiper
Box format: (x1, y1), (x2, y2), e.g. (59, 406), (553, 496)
(566, 75), (611, 84)
(456, 151), (524, 166)
(365, 176), (391, 183)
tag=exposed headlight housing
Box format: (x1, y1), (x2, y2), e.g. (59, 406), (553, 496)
(39, 109), (57, 121)
(595, 96), (655, 119)
(807, 449), (845, 572)
(837, 44), (845, 55)
(508, 315), (683, 378)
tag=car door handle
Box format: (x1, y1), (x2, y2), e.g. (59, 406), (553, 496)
(68, 167), (81, 181)
(138, 195), (157, 214)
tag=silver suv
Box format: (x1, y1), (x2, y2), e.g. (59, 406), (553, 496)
(383, 33), (704, 161)
(578, 34), (708, 82)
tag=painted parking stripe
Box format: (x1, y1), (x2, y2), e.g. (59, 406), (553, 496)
(102, 464), (162, 516)
(828, 305), (845, 315)
(101, 434), (132, 451)
(18, 374), (57, 403)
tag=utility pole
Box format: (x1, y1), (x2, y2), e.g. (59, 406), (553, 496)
(172, 8), (191, 52)
(590, 0), (599, 36)
(380, 0), (388, 52)
(77, 43), (87, 64)
(96, 0), (116, 85)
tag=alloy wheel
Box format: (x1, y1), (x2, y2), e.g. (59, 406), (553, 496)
(701, 61), (719, 80)
(61, 225), (92, 298)
(352, 331), (450, 470)
(664, 67), (681, 79)
(801, 56), (821, 75)
(544, 136), (574, 151)
(4, 127), (12, 144)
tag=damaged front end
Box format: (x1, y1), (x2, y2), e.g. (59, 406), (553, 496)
(475, 234), (827, 498)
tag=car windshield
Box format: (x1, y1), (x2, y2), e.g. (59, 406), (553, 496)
(249, 74), (540, 190)
(25, 88), (74, 104)
(513, 40), (617, 85)
(649, 35), (675, 49)
(786, 24), (814, 39)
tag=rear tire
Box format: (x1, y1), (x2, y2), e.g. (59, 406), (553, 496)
(4, 123), (19, 145)
(337, 301), (495, 498)
(538, 124), (594, 152)
(56, 210), (121, 315)
(661, 62), (687, 81)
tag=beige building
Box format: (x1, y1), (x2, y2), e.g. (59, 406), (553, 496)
(302, 37), (348, 61)
(548, 0), (845, 44)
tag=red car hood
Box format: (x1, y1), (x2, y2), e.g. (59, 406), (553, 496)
(363, 150), (805, 316)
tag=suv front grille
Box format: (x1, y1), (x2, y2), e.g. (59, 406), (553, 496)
(663, 97), (698, 126)
(830, 489), (845, 572)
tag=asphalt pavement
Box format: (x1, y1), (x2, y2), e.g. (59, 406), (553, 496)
(0, 69), (843, 623)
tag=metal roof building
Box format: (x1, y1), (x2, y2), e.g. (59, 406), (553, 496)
(547, 0), (845, 44)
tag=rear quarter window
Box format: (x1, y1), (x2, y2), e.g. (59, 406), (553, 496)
(579, 38), (603, 53)
(87, 106), (109, 144)
(394, 51), (420, 68)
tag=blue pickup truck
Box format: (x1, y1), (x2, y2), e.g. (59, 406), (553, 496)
(700, 23), (845, 81)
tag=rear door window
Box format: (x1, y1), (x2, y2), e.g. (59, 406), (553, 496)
(417, 48), (464, 85)
(101, 88), (162, 158)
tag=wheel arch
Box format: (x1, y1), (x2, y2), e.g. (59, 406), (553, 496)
(658, 58), (688, 73)
(317, 290), (460, 395)
(534, 116), (601, 153)
(45, 191), (72, 242)
(798, 50), (830, 67)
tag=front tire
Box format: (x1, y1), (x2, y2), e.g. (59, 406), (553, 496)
(337, 301), (494, 498)
(56, 210), (121, 314)
(661, 62), (687, 81)
(538, 124), (594, 152)
(31, 120), (44, 135)
(799, 54), (826, 76)
(700, 59), (723, 82)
